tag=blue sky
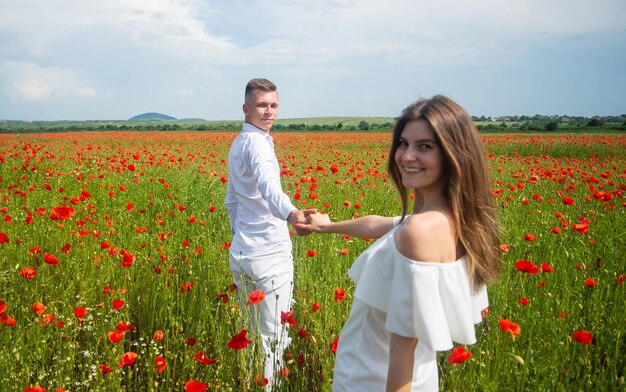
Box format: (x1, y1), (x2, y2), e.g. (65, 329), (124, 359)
(1, 0), (625, 120)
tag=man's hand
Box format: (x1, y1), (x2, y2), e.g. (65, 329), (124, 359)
(288, 209), (317, 236)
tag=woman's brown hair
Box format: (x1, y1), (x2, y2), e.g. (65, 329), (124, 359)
(388, 95), (501, 289)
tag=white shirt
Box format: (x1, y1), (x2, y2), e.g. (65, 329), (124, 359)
(225, 123), (297, 257)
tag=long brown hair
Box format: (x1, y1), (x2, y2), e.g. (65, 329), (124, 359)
(388, 95), (501, 288)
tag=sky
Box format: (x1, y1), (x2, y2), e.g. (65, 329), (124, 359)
(1, 0), (625, 121)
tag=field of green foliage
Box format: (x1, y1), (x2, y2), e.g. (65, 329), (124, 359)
(0, 131), (624, 391)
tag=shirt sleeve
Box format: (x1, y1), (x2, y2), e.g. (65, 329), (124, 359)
(383, 261), (488, 351)
(224, 179), (238, 234)
(247, 134), (297, 220)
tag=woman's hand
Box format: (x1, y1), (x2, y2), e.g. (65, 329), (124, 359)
(295, 211), (332, 233)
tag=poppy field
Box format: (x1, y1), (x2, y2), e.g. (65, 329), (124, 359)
(0, 131), (624, 391)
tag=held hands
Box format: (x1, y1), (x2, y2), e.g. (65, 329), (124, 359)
(288, 209), (318, 236)
(294, 210), (332, 234)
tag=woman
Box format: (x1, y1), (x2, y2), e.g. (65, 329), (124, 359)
(296, 96), (501, 391)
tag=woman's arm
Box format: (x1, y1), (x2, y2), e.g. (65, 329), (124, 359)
(296, 213), (396, 239)
(387, 333), (417, 392)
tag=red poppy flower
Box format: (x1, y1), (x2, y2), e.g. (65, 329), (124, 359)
(330, 336), (340, 353)
(20, 267), (37, 279)
(334, 288), (346, 303)
(155, 356), (166, 373)
(0, 232), (9, 244)
(112, 299), (125, 310)
(99, 363), (113, 375)
(311, 302), (320, 312)
(43, 253), (59, 266)
(100, 241), (111, 249)
(1, 313), (16, 327)
(518, 297), (529, 306)
(297, 328), (309, 339)
(119, 249), (135, 267)
(585, 277), (596, 288)
(255, 375), (269, 387)
(119, 351), (138, 367)
(617, 274), (626, 286)
(515, 260), (539, 274)
(116, 321), (132, 333)
(246, 290), (265, 306)
(74, 307), (88, 319)
(50, 205), (76, 220)
(541, 263), (554, 273)
(108, 330), (123, 343)
(32, 302), (46, 315)
(194, 351), (218, 365)
(339, 249), (349, 256)
(307, 249), (317, 257)
(498, 318), (521, 337)
(561, 197), (575, 205)
(499, 244), (510, 253)
(184, 380), (208, 392)
(447, 346), (473, 364)
(24, 386), (47, 392)
(153, 330), (164, 342)
(186, 337), (197, 346)
(0, 300), (6, 314)
(524, 233), (536, 241)
(215, 293), (229, 303)
(39, 313), (55, 327)
(227, 329), (252, 350)
(572, 329), (593, 345)
(281, 311), (297, 326)
(572, 222), (589, 234)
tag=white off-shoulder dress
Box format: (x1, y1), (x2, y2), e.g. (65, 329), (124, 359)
(332, 218), (488, 392)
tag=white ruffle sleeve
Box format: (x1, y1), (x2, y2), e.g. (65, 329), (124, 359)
(348, 225), (488, 352)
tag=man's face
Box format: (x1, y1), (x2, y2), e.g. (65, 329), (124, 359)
(243, 89), (279, 132)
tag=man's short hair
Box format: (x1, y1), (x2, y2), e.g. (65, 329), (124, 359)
(245, 78), (277, 98)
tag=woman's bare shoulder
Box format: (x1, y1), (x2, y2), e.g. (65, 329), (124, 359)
(395, 211), (456, 263)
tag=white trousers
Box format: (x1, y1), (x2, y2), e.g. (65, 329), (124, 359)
(230, 249), (294, 389)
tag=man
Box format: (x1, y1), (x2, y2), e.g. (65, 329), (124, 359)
(225, 78), (309, 387)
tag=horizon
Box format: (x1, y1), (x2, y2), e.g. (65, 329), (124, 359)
(3, 111), (623, 124)
(1, 1), (625, 121)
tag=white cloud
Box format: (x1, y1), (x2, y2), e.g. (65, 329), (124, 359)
(0, 0), (624, 119)
(2, 61), (97, 101)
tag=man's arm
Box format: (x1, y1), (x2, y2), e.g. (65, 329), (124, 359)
(224, 178), (239, 234)
(249, 136), (300, 222)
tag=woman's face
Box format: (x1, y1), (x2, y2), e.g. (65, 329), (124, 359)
(394, 119), (447, 192)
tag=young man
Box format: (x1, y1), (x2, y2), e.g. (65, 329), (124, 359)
(225, 78), (309, 388)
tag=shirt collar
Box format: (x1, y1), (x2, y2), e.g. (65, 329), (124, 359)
(242, 122), (273, 141)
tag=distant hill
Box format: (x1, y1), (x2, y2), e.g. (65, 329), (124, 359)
(128, 112), (177, 121)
